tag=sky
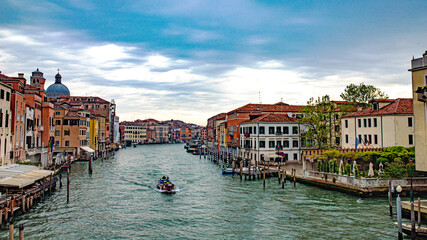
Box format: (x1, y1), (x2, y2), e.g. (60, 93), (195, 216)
(0, 0), (426, 125)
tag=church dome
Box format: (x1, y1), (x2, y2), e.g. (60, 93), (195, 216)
(46, 71), (70, 98)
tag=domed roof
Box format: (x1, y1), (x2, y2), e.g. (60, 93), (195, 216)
(46, 83), (70, 98)
(46, 71), (70, 98)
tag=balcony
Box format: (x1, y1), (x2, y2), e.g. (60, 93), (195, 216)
(39, 125), (44, 132)
(275, 132), (283, 135)
(228, 131), (234, 136)
(26, 147), (48, 156)
(416, 86), (427, 102)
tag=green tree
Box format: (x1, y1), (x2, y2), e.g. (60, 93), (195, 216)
(340, 83), (388, 105)
(298, 95), (334, 149)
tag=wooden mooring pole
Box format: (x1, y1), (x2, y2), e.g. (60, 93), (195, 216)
(89, 156), (93, 174)
(9, 218), (14, 240)
(293, 169), (296, 187)
(388, 180), (393, 216)
(59, 172), (62, 188)
(248, 161), (252, 181)
(42, 176), (46, 202)
(19, 223), (24, 240)
(67, 166), (70, 203)
(240, 160), (243, 181)
(49, 173), (53, 195)
(419, 197), (421, 228)
(411, 201), (416, 240)
(263, 167), (266, 188)
(281, 168), (285, 189)
(278, 165), (281, 184)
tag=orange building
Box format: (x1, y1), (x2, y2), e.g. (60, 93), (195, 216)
(56, 96), (112, 151)
(53, 103), (90, 161)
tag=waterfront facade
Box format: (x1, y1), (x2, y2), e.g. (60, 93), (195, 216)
(53, 103), (90, 159)
(0, 82), (12, 165)
(122, 125), (147, 144)
(410, 51), (427, 171)
(341, 98), (414, 149)
(240, 113), (305, 162)
(147, 123), (169, 143)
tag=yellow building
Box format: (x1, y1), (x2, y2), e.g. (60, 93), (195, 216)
(410, 51), (427, 171)
(98, 114), (107, 158)
(218, 121), (228, 147)
(122, 125), (147, 144)
(89, 114), (99, 156)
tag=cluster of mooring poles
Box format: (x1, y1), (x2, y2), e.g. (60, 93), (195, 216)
(201, 146), (298, 189)
(392, 160), (423, 240)
(0, 173), (58, 239)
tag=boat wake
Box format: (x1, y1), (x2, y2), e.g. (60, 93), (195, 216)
(154, 188), (181, 193)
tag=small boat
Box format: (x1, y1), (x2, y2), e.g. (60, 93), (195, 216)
(222, 168), (235, 174)
(157, 177), (177, 193)
(394, 222), (427, 238)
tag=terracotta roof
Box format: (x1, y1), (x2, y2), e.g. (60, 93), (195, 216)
(208, 113), (226, 121)
(370, 99), (395, 103)
(342, 98), (413, 118)
(241, 113), (297, 124)
(86, 109), (106, 118)
(228, 103), (305, 115)
(65, 111), (83, 118)
(59, 96), (110, 104)
(0, 73), (14, 81)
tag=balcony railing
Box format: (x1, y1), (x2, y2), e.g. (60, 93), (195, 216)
(26, 147), (48, 155)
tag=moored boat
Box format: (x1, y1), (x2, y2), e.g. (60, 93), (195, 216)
(222, 168), (235, 174)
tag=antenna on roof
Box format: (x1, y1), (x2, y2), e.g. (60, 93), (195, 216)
(259, 91), (262, 104)
(281, 98), (283, 102)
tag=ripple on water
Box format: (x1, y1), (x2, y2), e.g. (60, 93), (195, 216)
(1, 144), (397, 239)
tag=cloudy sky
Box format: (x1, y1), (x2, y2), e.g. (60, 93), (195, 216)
(0, 0), (425, 125)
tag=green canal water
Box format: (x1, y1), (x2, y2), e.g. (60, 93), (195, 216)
(1, 144), (402, 239)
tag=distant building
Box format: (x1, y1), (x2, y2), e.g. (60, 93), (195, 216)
(341, 99), (414, 149)
(410, 51), (427, 171)
(46, 72), (70, 99)
(121, 125), (147, 144)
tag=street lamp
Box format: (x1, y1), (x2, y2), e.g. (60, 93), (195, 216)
(396, 185), (403, 240)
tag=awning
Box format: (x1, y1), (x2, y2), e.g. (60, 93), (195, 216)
(80, 146), (95, 153)
(0, 169), (54, 188)
(264, 153), (280, 158)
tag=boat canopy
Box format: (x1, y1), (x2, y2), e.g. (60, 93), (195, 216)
(80, 146), (95, 153)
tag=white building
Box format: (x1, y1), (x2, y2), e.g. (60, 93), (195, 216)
(341, 99), (414, 149)
(113, 116), (120, 144)
(239, 113), (306, 163)
(0, 83), (12, 165)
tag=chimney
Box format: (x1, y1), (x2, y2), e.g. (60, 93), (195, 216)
(18, 73), (24, 78)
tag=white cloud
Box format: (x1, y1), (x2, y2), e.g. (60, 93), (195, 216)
(0, 26), (415, 125)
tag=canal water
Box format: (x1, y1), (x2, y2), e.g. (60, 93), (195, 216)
(2, 144), (400, 239)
